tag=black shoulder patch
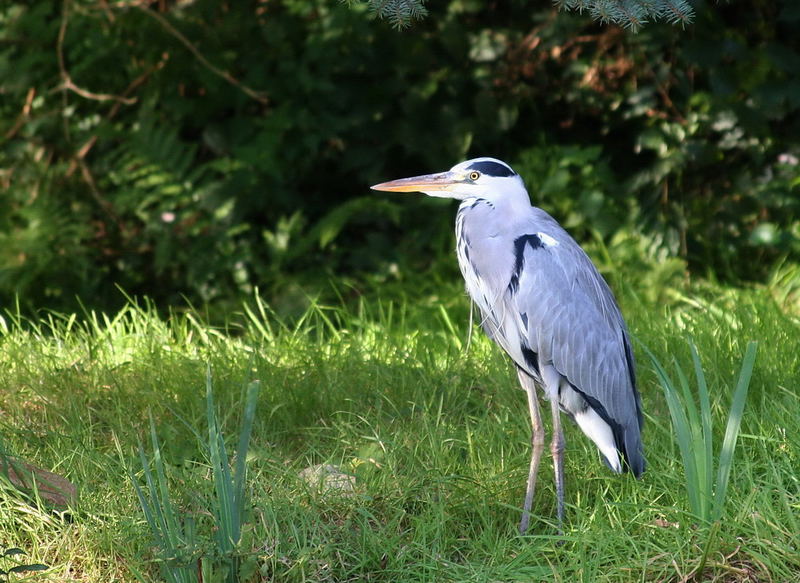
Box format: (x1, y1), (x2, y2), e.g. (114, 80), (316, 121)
(508, 234), (544, 293)
(467, 160), (516, 177)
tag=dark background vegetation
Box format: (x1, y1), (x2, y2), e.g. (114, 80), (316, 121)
(2, 0), (799, 316)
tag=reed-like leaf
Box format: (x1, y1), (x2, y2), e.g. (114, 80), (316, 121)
(672, 358), (704, 517)
(648, 339), (757, 526)
(646, 347), (702, 518)
(206, 370), (236, 554)
(690, 341), (715, 522)
(129, 417), (199, 583)
(233, 381), (260, 527)
(713, 341), (757, 520)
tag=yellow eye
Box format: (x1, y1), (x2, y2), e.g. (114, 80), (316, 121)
(468, 171), (480, 181)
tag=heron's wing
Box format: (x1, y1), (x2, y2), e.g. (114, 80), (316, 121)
(509, 211), (644, 473)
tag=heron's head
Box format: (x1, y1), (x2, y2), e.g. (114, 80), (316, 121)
(371, 157), (527, 204)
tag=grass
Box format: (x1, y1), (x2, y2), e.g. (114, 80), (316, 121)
(646, 338), (758, 581)
(0, 280), (798, 581)
(130, 373), (260, 582)
(647, 339), (758, 526)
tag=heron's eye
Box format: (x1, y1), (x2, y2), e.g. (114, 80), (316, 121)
(468, 171), (481, 181)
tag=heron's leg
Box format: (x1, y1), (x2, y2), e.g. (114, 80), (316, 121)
(549, 394), (566, 531)
(516, 368), (545, 534)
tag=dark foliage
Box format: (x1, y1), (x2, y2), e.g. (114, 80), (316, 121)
(1, 0), (798, 315)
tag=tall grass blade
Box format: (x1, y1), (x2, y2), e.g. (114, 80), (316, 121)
(243, 290), (278, 343)
(646, 347), (702, 518)
(206, 370), (235, 555)
(129, 416), (199, 583)
(205, 370), (259, 582)
(671, 359), (704, 518)
(690, 341), (715, 523)
(131, 372), (260, 583)
(712, 341), (757, 521)
(437, 305), (462, 351)
(233, 381), (260, 533)
(647, 339), (758, 526)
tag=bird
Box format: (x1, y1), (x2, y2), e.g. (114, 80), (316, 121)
(371, 157), (644, 533)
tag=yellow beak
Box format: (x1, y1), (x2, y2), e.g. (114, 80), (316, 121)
(370, 171), (460, 193)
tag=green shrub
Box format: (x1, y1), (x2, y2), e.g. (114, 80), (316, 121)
(1, 0), (798, 315)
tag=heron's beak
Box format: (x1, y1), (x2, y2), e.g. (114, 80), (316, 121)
(370, 171), (460, 193)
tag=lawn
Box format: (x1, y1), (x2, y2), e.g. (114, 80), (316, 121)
(0, 277), (798, 581)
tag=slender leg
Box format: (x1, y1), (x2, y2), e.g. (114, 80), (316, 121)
(517, 369), (545, 534)
(549, 395), (566, 531)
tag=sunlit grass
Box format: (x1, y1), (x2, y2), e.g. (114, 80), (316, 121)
(0, 280), (797, 581)
(130, 373), (260, 583)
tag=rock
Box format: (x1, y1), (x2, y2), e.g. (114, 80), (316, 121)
(298, 464), (355, 495)
(1, 456), (78, 508)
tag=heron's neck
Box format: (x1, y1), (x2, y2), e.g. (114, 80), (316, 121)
(458, 191), (531, 223)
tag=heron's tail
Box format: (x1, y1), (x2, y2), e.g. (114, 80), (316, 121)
(570, 388), (645, 478)
(621, 426), (645, 478)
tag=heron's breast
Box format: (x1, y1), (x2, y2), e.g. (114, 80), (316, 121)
(455, 203), (516, 290)
(456, 203), (526, 359)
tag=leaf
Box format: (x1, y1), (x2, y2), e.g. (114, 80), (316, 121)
(690, 341), (714, 521)
(313, 197), (401, 250)
(233, 381), (260, 530)
(9, 564), (49, 574)
(713, 341), (758, 521)
(2, 549), (25, 558)
(646, 339), (758, 525)
(0, 456), (78, 508)
(644, 344), (703, 518)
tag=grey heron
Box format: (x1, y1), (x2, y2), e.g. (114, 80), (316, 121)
(371, 157), (644, 533)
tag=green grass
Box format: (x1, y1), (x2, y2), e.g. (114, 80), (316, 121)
(647, 338), (758, 527)
(0, 281), (798, 581)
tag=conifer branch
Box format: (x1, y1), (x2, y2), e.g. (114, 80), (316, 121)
(346, 0), (428, 29)
(555, 0), (694, 30)
(352, 0), (694, 31)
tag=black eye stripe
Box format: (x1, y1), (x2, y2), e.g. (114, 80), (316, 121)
(466, 160), (516, 177)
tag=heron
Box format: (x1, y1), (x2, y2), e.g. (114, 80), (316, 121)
(371, 157), (644, 533)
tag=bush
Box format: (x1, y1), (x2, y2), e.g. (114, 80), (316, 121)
(1, 0), (798, 314)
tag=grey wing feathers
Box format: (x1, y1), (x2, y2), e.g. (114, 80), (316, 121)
(511, 214), (644, 475)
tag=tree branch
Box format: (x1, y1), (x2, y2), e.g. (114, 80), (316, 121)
(131, 2), (269, 105)
(66, 55), (169, 178)
(56, 0), (137, 105)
